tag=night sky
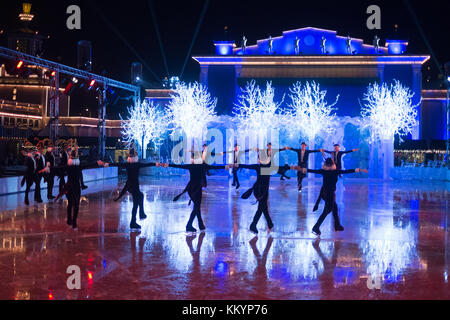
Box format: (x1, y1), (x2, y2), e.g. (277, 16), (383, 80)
(1, 0), (449, 87)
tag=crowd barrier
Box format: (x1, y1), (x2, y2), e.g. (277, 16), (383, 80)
(0, 167), (118, 196)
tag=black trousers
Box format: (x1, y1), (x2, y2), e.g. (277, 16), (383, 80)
(67, 187), (81, 226)
(232, 168), (240, 186)
(24, 176), (34, 202)
(314, 190), (340, 228)
(297, 170), (306, 189)
(186, 186), (204, 229)
(45, 173), (54, 198)
(59, 174), (65, 193)
(34, 174), (43, 201)
(202, 173), (207, 188)
(250, 192), (273, 229)
(130, 189), (145, 223)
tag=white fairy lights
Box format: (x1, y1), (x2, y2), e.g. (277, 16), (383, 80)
(361, 80), (419, 142)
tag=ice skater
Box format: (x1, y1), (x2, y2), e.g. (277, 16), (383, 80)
(222, 143), (251, 189)
(161, 153), (230, 233)
(21, 142), (38, 205)
(239, 161), (274, 234)
(285, 142), (322, 192)
(54, 147), (106, 230)
(294, 158), (367, 236)
(44, 142), (56, 200)
(322, 144), (359, 172)
(108, 146), (158, 230)
(238, 145), (282, 234)
(33, 141), (46, 203)
(313, 144), (359, 211)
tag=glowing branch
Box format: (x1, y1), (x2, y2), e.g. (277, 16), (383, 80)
(121, 100), (169, 157)
(233, 80), (284, 145)
(167, 82), (218, 142)
(285, 81), (338, 142)
(361, 80), (419, 142)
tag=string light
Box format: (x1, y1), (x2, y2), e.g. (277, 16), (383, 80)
(167, 82), (217, 142)
(233, 80), (284, 145)
(285, 81), (338, 142)
(361, 80), (419, 142)
(120, 100), (169, 157)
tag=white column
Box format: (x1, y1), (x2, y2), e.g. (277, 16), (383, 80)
(381, 138), (394, 180)
(411, 65), (422, 140)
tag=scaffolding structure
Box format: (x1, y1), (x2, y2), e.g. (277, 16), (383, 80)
(0, 46), (140, 159)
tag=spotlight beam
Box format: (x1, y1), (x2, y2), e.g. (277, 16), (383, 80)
(147, 0), (170, 78)
(179, 0), (210, 79)
(403, 0), (444, 76)
(88, 2), (163, 85)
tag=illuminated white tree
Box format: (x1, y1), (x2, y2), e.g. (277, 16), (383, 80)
(286, 81), (338, 142)
(361, 80), (419, 179)
(167, 82), (217, 160)
(233, 80), (284, 147)
(121, 100), (169, 158)
(361, 80), (419, 143)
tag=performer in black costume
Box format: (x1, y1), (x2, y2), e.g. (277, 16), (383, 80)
(58, 143), (70, 193)
(313, 144), (359, 211)
(239, 161), (275, 234)
(222, 143), (251, 189)
(295, 158), (367, 236)
(21, 143), (37, 205)
(55, 148), (107, 230)
(285, 142), (321, 192)
(109, 147), (158, 230)
(33, 142), (45, 203)
(237, 144), (287, 234)
(162, 156), (229, 233)
(44, 143), (56, 200)
(323, 144), (359, 172)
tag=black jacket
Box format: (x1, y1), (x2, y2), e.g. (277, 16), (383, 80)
(169, 163), (225, 187)
(324, 150), (355, 170)
(45, 151), (56, 168)
(307, 168), (356, 192)
(239, 163), (273, 201)
(35, 153), (46, 173)
(290, 148), (321, 168)
(24, 156), (36, 178)
(111, 162), (156, 191)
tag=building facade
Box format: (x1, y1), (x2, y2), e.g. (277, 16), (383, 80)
(193, 27), (437, 141)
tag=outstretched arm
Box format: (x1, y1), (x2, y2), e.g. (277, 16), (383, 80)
(81, 161), (108, 170)
(139, 162), (157, 168)
(167, 163), (191, 170)
(285, 146), (300, 153)
(341, 149), (359, 154)
(306, 168), (324, 174)
(338, 168), (368, 175)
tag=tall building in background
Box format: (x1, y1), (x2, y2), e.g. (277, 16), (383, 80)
(7, 2), (45, 57)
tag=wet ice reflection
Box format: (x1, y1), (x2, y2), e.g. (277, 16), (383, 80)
(0, 177), (448, 299)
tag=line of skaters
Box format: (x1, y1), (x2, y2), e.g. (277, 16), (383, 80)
(18, 139), (365, 237)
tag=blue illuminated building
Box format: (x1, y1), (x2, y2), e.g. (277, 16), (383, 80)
(193, 27), (438, 140)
